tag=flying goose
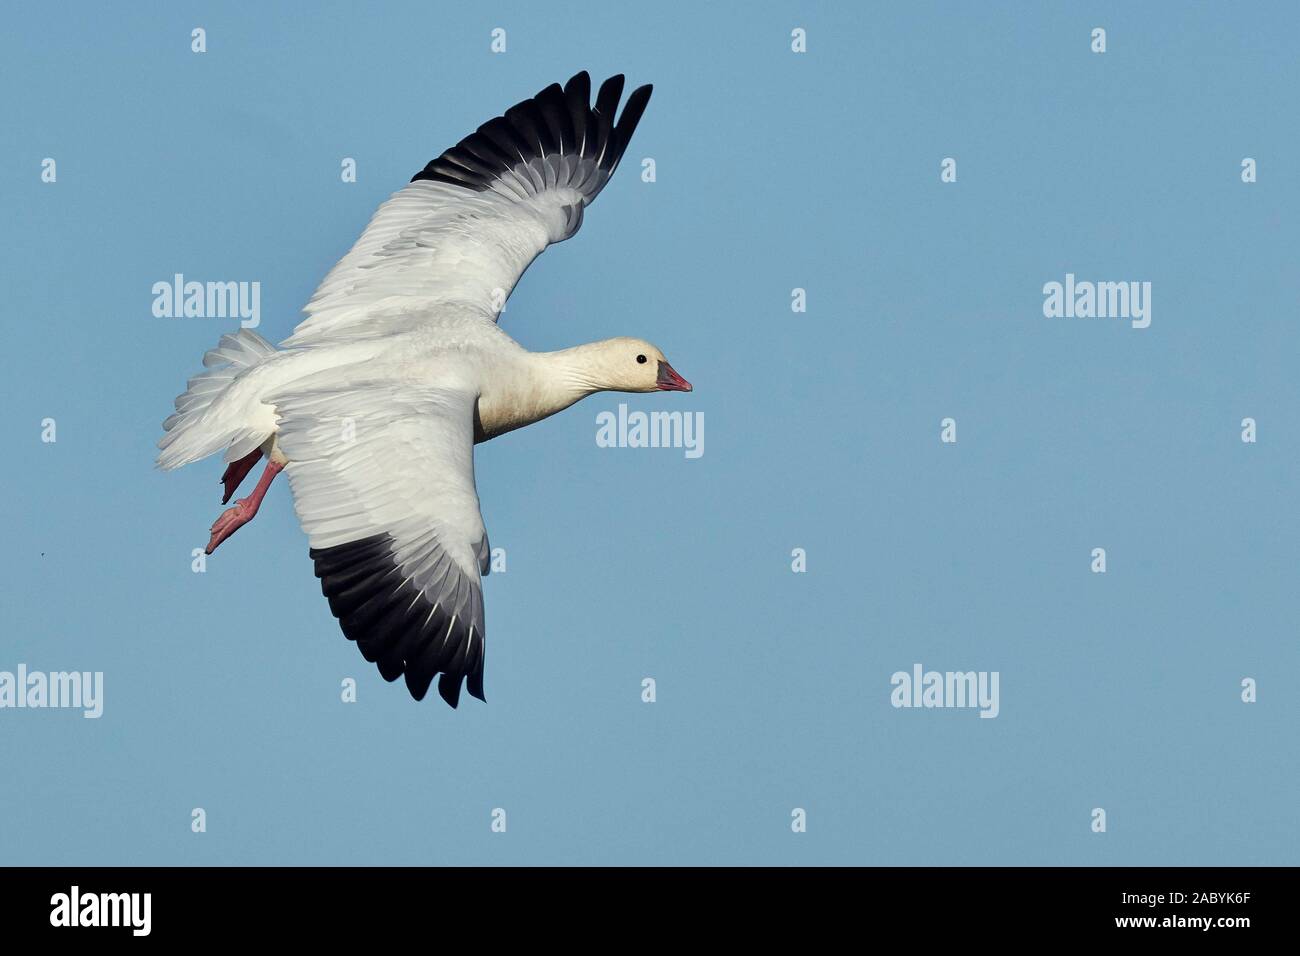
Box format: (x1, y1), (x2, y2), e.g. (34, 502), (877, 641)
(157, 72), (690, 708)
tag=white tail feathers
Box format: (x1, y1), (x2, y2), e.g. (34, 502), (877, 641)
(157, 329), (278, 470)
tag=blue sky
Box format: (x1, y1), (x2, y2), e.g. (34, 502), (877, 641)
(1, 1), (1297, 865)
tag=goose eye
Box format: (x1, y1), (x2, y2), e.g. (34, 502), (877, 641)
(636, 354), (647, 364)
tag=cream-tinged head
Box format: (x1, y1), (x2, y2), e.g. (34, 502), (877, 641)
(567, 337), (692, 394)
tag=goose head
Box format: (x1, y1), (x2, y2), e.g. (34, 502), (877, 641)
(585, 337), (692, 393)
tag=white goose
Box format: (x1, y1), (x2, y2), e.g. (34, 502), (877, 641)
(157, 72), (691, 708)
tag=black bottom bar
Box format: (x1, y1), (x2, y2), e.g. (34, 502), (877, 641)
(0, 866), (1286, 940)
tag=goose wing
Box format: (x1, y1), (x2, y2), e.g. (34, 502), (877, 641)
(284, 72), (651, 347)
(270, 381), (490, 707)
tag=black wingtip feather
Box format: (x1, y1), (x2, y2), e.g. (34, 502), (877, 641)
(311, 534), (486, 710)
(467, 646), (486, 702)
(534, 82), (574, 154)
(405, 663), (436, 702)
(612, 84), (652, 165)
(467, 681), (485, 703)
(438, 673), (464, 708)
(411, 71), (652, 199)
(563, 70), (591, 105)
(594, 74), (625, 120)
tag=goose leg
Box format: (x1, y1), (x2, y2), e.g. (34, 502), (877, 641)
(205, 459), (284, 554)
(219, 449), (263, 504)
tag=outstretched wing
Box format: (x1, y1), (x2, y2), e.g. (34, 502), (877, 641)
(284, 72), (652, 347)
(270, 383), (491, 707)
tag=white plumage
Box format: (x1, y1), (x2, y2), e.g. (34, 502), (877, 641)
(157, 72), (691, 707)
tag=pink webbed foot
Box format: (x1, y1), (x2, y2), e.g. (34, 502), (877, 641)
(206, 500), (256, 554)
(204, 459), (283, 555)
(220, 449), (263, 504)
